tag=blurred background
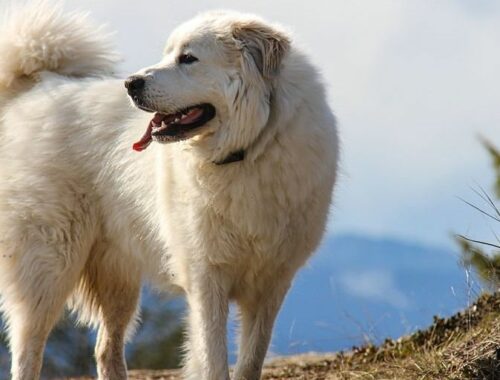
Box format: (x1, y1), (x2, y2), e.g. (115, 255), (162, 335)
(0, 0), (499, 378)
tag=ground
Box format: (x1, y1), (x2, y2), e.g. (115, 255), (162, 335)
(66, 292), (499, 380)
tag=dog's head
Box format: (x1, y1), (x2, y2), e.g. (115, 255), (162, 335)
(126, 11), (290, 162)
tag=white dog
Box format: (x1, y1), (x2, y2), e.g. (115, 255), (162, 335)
(0, 2), (338, 380)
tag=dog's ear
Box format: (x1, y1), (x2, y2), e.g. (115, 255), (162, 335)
(232, 20), (290, 78)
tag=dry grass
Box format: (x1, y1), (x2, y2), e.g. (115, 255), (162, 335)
(262, 292), (500, 380)
(66, 292), (500, 380)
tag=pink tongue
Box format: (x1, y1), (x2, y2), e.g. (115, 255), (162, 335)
(180, 108), (203, 125)
(133, 113), (166, 152)
(132, 109), (202, 152)
(132, 121), (153, 152)
(152, 113), (167, 125)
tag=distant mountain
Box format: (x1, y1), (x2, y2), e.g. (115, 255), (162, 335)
(259, 233), (477, 358)
(0, 233), (478, 377)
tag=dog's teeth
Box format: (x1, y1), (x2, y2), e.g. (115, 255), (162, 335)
(174, 118), (180, 123)
(181, 114), (187, 119)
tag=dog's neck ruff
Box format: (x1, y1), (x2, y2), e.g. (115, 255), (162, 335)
(213, 150), (245, 165)
(212, 91), (277, 166)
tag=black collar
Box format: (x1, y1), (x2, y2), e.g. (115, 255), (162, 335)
(213, 150), (245, 165)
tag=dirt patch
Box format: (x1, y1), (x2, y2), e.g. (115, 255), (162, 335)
(65, 292), (500, 380)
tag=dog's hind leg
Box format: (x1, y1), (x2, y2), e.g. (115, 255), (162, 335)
(73, 243), (142, 380)
(94, 269), (141, 380)
(233, 279), (291, 380)
(0, 235), (92, 380)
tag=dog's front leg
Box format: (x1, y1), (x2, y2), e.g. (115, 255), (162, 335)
(183, 268), (230, 380)
(233, 279), (291, 380)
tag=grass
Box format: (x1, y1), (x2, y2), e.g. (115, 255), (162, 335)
(262, 292), (500, 379)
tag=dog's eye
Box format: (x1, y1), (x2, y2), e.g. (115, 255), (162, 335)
(178, 54), (198, 64)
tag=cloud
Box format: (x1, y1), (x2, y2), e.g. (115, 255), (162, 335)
(339, 270), (410, 309)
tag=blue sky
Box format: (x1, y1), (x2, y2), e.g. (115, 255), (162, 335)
(59, 0), (500, 248)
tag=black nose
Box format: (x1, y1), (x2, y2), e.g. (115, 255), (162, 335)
(125, 76), (145, 95)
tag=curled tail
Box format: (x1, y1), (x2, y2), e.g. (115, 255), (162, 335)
(0, 1), (119, 89)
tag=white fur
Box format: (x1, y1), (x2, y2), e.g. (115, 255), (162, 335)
(0, 3), (338, 380)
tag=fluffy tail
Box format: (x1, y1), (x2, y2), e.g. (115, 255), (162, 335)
(0, 1), (119, 89)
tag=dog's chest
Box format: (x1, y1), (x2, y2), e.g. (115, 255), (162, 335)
(159, 159), (294, 264)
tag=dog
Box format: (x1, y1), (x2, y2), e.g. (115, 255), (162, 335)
(0, 2), (338, 380)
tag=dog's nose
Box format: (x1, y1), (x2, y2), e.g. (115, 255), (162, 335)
(125, 76), (145, 95)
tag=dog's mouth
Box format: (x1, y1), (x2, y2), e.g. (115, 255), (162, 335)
(133, 104), (216, 151)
